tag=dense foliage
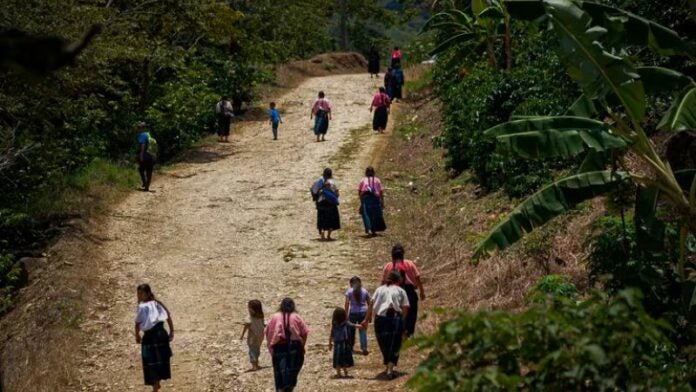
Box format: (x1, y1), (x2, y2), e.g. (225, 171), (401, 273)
(433, 26), (576, 197)
(410, 288), (695, 391)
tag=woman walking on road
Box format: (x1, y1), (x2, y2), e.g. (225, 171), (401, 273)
(215, 96), (234, 142)
(265, 298), (310, 392)
(344, 276), (372, 355)
(135, 284), (174, 392)
(391, 65), (405, 102)
(368, 271), (410, 379)
(358, 166), (386, 236)
(310, 91), (332, 142)
(370, 87), (391, 134)
(382, 244), (425, 337)
(368, 48), (380, 78)
(384, 67), (395, 100)
(310, 168), (341, 241)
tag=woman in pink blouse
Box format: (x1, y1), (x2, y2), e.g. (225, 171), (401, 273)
(358, 166), (386, 236)
(310, 91), (332, 142)
(265, 298), (309, 392)
(370, 87), (391, 134)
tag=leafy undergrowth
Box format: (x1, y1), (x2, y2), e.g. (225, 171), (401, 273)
(374, 72), (600, 332)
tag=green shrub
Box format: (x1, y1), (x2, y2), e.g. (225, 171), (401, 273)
(433, 27), (576, 198)
(527, 274), (577, 303)
(0, 252), (26, 315)
(409, 289), (695, 391)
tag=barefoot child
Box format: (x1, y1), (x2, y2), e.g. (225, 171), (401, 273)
(240, 300), (265, 371)
(328, 307), (364, 378)
(269, 102), (282, 140)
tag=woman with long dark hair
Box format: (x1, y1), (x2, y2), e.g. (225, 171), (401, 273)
(310, 167), (341, 240)
(135, 284), (174, 392)
(264, 298), (310, 392)
(343, 276), (372, 355)
(368, 271), (410, 379)
(310, 91), (332, 142)
(358, 166), (386, 236)
(368, 48), (380, 78)
(370, 88), (391, 134)
(381, 244), (425, 337)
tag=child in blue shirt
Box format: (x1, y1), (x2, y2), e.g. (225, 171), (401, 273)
(269, 102), (282, 140)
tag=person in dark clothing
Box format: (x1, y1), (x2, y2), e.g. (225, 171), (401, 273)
(136, 122), (155, 192)
(391, 65), (405, 101)
(368, 48), (380, 78)
(310, 167), (341, 241)
(384, 67), (395, 100)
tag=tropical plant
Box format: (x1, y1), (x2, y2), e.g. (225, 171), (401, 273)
(424, 0), (513, 69)
(473, 0), (696, 288)
(409, 288), (695, 391)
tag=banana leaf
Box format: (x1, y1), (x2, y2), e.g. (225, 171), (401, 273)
(638, 67), (695, 96)
(473, 170), (630, 259)
(658, 88), (696, 131)
(484, 116), (626, 159)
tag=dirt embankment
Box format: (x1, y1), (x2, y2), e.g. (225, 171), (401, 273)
(275, 52), (368, 88)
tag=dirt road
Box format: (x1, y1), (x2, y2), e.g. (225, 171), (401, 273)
(75, 74), (412, 391)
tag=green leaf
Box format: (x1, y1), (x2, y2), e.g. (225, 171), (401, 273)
(583, 2), (691, 56)
(637, 67), (694, 96)
(430, 32), (478, 56)
(566, 94), (599, 118)
(584, 344), (608, 365)
(634, 185), (665, 251)
(484, 116), (626, 159)
(473, 170), (629, 259)
(543, 0), (646, 122)
(659, 88), (696, 131)
(578, 149), (607, 173)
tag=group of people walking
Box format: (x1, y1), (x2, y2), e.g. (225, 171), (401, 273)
(135, 242), (426, 391)
(311, 166), (387, 239)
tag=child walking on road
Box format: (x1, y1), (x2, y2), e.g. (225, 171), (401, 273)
(328, 307), (364, 378)
(240, 300), (265, 371)
(269, 102), (282, 140)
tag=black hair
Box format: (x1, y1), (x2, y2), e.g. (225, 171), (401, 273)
(394, 46), (399, 50)
(248, 299), (264, 319)
(379, 87), (386, 94)
(222, 95), (228, 100)
(365, 166), (375, 177)
(137, 283), (155, 302)
(270, 102), (276, 108)
(279, 297), (296, 314)
(318, 91), (325, 98)
(350, 276), (364, 303)
(392, 243), (405, 260)
(386, 270), (402, 285)
(323, 167), (333, 179)
(332, 307), (347, 328)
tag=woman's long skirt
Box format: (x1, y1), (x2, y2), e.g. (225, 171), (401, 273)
(332, 340), (355, 368)
(360, 194), (386, 233)
(372, 106), (389, 131)
(317, 200), (341, 231)
(368, 59), (380, 74)
(393, 85), (403, 100)
(375, 315), (404, 366)
(141, 322), (172, 386)
(217, 114), (231, 136)
(404, 284), (419, 336)
(272, 341), (305, 391)
(314, 113), (329, 135)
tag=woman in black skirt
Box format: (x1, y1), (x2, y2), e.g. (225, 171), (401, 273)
(135, 284), (174, 392)
(368, 271), (410, 379)
(310, 168), (341, 241)
(367, 48), (380, 78)
(265, 298), (310, 392)
(370, 87), (391, 134)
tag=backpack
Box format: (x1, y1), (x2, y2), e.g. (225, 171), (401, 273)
(310, 178), (340, 205)
(386, 261), (407, 284)
(143, 132), (158, 158)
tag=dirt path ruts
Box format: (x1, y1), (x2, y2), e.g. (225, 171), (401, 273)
(75, 74), (410, 391)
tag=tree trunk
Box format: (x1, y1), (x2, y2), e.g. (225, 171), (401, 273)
(338, 0), (349, 50)
(486, 39), (497, 69)
(504, 13), (512, 70)
(139, 59), (151, 111)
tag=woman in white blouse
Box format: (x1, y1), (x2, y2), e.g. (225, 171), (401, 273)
(135, 284), (174, 392)
(367, 271), (410, 379)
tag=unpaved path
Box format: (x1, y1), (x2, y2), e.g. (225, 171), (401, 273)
(76, 74), (412, 391)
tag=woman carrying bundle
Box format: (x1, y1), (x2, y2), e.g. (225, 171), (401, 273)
(370, 87), (391, 134)
(358, 166), (386, 236)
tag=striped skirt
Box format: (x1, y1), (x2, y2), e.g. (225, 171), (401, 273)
(141, 322), (172, 386)
(332, 340), (354, 368)
(375, 315), (404, 366)
(272, 341), (305, 390)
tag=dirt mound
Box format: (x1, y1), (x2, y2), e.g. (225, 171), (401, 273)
(275, 52), (367, 87)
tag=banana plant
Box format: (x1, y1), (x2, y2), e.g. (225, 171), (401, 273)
(473, 0), (696, 280)
(424, 0), (513, 69)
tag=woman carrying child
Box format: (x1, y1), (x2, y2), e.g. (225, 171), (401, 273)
(240, 300), (265, 371)
(358, 166), (386, 236)
(344, 276), (371, 355)
(328, 307), (365, 378)
(310, 91), (332, 142)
